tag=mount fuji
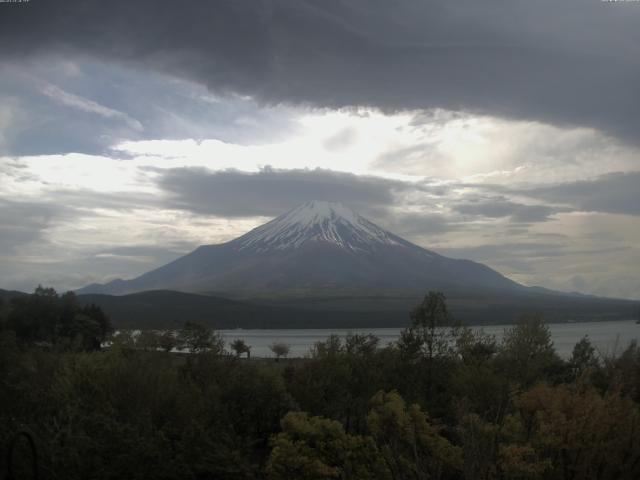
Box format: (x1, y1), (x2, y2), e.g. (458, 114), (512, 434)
(77, 201), (640, 326)
(79, 201), (522, 296)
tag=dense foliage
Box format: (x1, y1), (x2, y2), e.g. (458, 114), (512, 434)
(2, 289), (640, 479)
(2, 286), (111, 351)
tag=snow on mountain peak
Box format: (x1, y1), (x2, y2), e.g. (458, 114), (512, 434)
(236, 201), (401, 252)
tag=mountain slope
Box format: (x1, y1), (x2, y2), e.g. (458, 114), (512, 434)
(78, 201), (521, 296)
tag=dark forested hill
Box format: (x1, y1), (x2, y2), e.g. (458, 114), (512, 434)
(77, 288), (638, 329)
(2, 287), (636, 329)
(75, 290), (411, 329)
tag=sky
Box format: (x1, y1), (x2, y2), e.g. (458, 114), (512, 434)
(0, 0), (639, 299)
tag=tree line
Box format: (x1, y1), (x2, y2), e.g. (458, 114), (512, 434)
(2, 289), (640, 479)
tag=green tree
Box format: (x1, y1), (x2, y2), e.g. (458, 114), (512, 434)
(451, 327), (506, 419)
(397, 326), (424, 360)
(286, 336), (385, 433)
(594, 340), (640, 407)
(498, 443), (549, 480)
(496, 314), (562, 388)
(6, 287), (110, 350)
(58, 290), (80, 333)
(502, 383), (640, 480)
(67, 313), (103, 351)
(458, 413), (499, 480)
(569, 335), (600, 384)
(311, 334), (343, 359)
(80, 302), (112, 341)
(345, 333), (379, 356)
(397, 292), (460, 407)
(456, 327), (497, 366)
(367, 390), (462, 480)
(398, 291), (461, 363)
(266, 411), (390, 479)
(8, 285), (60, 343)
(177, 321), (224, 354)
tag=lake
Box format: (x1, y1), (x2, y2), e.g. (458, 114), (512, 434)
(220, 319), (640, 358)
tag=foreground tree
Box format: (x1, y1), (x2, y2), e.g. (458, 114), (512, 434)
(7, 287), (111, 350)
(602, 340), (640, 402)
(78, 302), (112, 343)
(458, 413), (499, 480)
(266, 411), (390, 479)
(64, 313), (104, 351)
(496, 314), (563, 388)
(569, 335), (599, 380)
(367, 390), (463, 480)
(401, 292), (457, 357)
(502, 383), (640, 479)
(8, 285), (59, 343)
(451, 328), (505, 420)
(397, 291), (461, 407)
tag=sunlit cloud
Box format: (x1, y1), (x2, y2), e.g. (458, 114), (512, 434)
(0, 60), (639, 299)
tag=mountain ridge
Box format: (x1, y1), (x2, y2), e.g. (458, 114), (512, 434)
(78, 201), (522, 296)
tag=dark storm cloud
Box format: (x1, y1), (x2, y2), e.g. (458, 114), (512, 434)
(453, 198), (560, 223)
(0, 60), (298, 156)
(155, 166), (468, 239)
(0, 199), (73, 251)
(527, 172), (640, 216)
(157, 167), (415, 218)
(0, 184), (159, 253)
(1, 1), (639, 143)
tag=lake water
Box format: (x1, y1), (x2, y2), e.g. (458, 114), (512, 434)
(220, 320), (640, 359)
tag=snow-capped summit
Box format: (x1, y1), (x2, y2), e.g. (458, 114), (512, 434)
(78, 201), (522, 296)
(236, 201), (401, 252)
(76, 202), (636, 326)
